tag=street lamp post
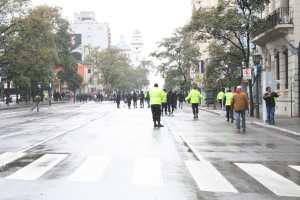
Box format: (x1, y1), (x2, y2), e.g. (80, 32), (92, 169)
(253, 55), (262, 119)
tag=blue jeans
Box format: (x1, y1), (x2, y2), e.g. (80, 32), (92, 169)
(266, 105), (275, 125)
(235, 111), (246, 130)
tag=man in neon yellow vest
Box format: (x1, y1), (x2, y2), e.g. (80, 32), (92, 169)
(225, 89), (234, 123)
(149, 83), (164, 128)
(217, 89), (225, 109)
(185, 85), (202, 119)
(161, 89), (168, 116)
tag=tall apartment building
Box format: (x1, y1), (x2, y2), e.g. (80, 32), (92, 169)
(130, 30), (144, 67)
(71, 11), (111, 94)
(252, 0), (300, 117)
(71, 11), (111, 61)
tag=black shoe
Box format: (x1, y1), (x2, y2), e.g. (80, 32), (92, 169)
(154, 124), (158, 128)
(158, 124), (164, 128)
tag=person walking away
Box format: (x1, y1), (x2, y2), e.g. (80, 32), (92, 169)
(133, 91), (138, 108)
(232, 86), (249, 133)
(116, 92), (121, 109)
(217, 89), (225, 110)
(139, 91), (145, 108)
(167, 90), (174, 116)
(126, 93), (132, 109)
(172, 91), (178, 112)
(263, 87), (279, 125)
(161, 89), (168, 116)
(225, 89), (234, 123)
(178, 92), (184, 109)
(149, 83), (164, 128)
(145, 91), (150, 108)
(185, 85), (202, 119)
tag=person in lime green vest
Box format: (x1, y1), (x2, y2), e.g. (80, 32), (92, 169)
(149, 83), (164, 128)
(225, 89), (234, 123)
(217, 89), (225, 109)
(185, 85), (202, 119)
(161, 89), (168, 116)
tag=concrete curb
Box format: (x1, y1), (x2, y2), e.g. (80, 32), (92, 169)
(199, 107), (300, 138)
(199, 108), (222, 116)
(251, 121), (300, 137)
(0, 101), (69, 111)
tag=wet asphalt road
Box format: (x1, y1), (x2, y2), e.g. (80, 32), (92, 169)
(0, 102), (299, 200)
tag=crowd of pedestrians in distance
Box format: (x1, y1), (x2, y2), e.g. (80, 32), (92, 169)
(111, 83), (280, 132)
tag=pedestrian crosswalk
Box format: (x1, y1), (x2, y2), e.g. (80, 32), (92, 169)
(0, 152), (300, 197)
(67, 156), (110, 182)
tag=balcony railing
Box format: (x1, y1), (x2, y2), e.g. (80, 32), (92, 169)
(252, 7), (293, 38)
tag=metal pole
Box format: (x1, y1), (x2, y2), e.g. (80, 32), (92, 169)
(298, 42), (300, 117)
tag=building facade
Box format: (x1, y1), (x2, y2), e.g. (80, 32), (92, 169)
(71, 11), (111, 61)
(130, 30), (144, 67)
(252, 0), (300, 118)
(71, 11), (110, 94)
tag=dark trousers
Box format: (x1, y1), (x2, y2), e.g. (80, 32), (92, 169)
(140, 100), (144, 108)
(116, 101), (120, 108)
(151, 105), (161, 124)
(192, 103), (199, 115)
(161, 103), (167, 115)
(225, 105), (233, 122)
(168, 103), (174, 114)
(266, 105), (275, 125)
(235, 111), (246, 130)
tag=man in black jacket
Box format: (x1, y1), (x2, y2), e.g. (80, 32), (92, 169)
(263, 87), (279, 125)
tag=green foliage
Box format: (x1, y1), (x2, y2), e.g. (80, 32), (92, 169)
(85, 48), (149, 93)
(151, 29), (200, 91)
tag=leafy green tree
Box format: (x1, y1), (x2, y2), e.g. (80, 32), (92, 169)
(85, 48), (149, 94)
(4, 6), (60, 99)
(187, 0), (269, 116)
(54, 15), (82, 93)
(151, 29), (200, 92)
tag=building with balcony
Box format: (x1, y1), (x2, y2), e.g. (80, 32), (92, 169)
(252, 0), (300, 118)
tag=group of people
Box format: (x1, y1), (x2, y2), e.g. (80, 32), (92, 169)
(149, 83), (202, 128)
(217, 86), (279, 133)
(115, 91), (149, 109)
(149, 83), (280, 132)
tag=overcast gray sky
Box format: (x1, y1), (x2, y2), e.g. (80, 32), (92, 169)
(31, 0), (192, 57)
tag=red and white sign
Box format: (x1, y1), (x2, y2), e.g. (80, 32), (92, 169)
(243, 68), (252, 80)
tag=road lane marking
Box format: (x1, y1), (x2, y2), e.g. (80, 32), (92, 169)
(236, 163), (300, 197)
(0, 152), (26, 168)
(68, 156), (110, 182)
(185, 160), (238, 193)
(289, 165), (300, 172)
(6, 154), (68, 180)
(132, 157), (164, 187)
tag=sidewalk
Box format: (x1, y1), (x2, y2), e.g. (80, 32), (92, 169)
(199, 106), (300, 137)
(0, 101), (68, 111)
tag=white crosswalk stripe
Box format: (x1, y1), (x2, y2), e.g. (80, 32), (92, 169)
(6, 154), (68, 180)
(289, 165), (300, 172)
(236, 163), (300, 197)
(132, 157), (164, 187)
(185, 160), (238, 193)
(68, 156), (110, 182)
(2, 151), (300, 198)
(0, 152), (26, 168)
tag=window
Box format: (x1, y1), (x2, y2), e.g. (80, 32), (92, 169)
(275, 52), (280, 80)
(284, 49), (289, 89)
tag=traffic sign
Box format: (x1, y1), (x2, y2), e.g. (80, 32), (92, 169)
(243, 68), (252, 80)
